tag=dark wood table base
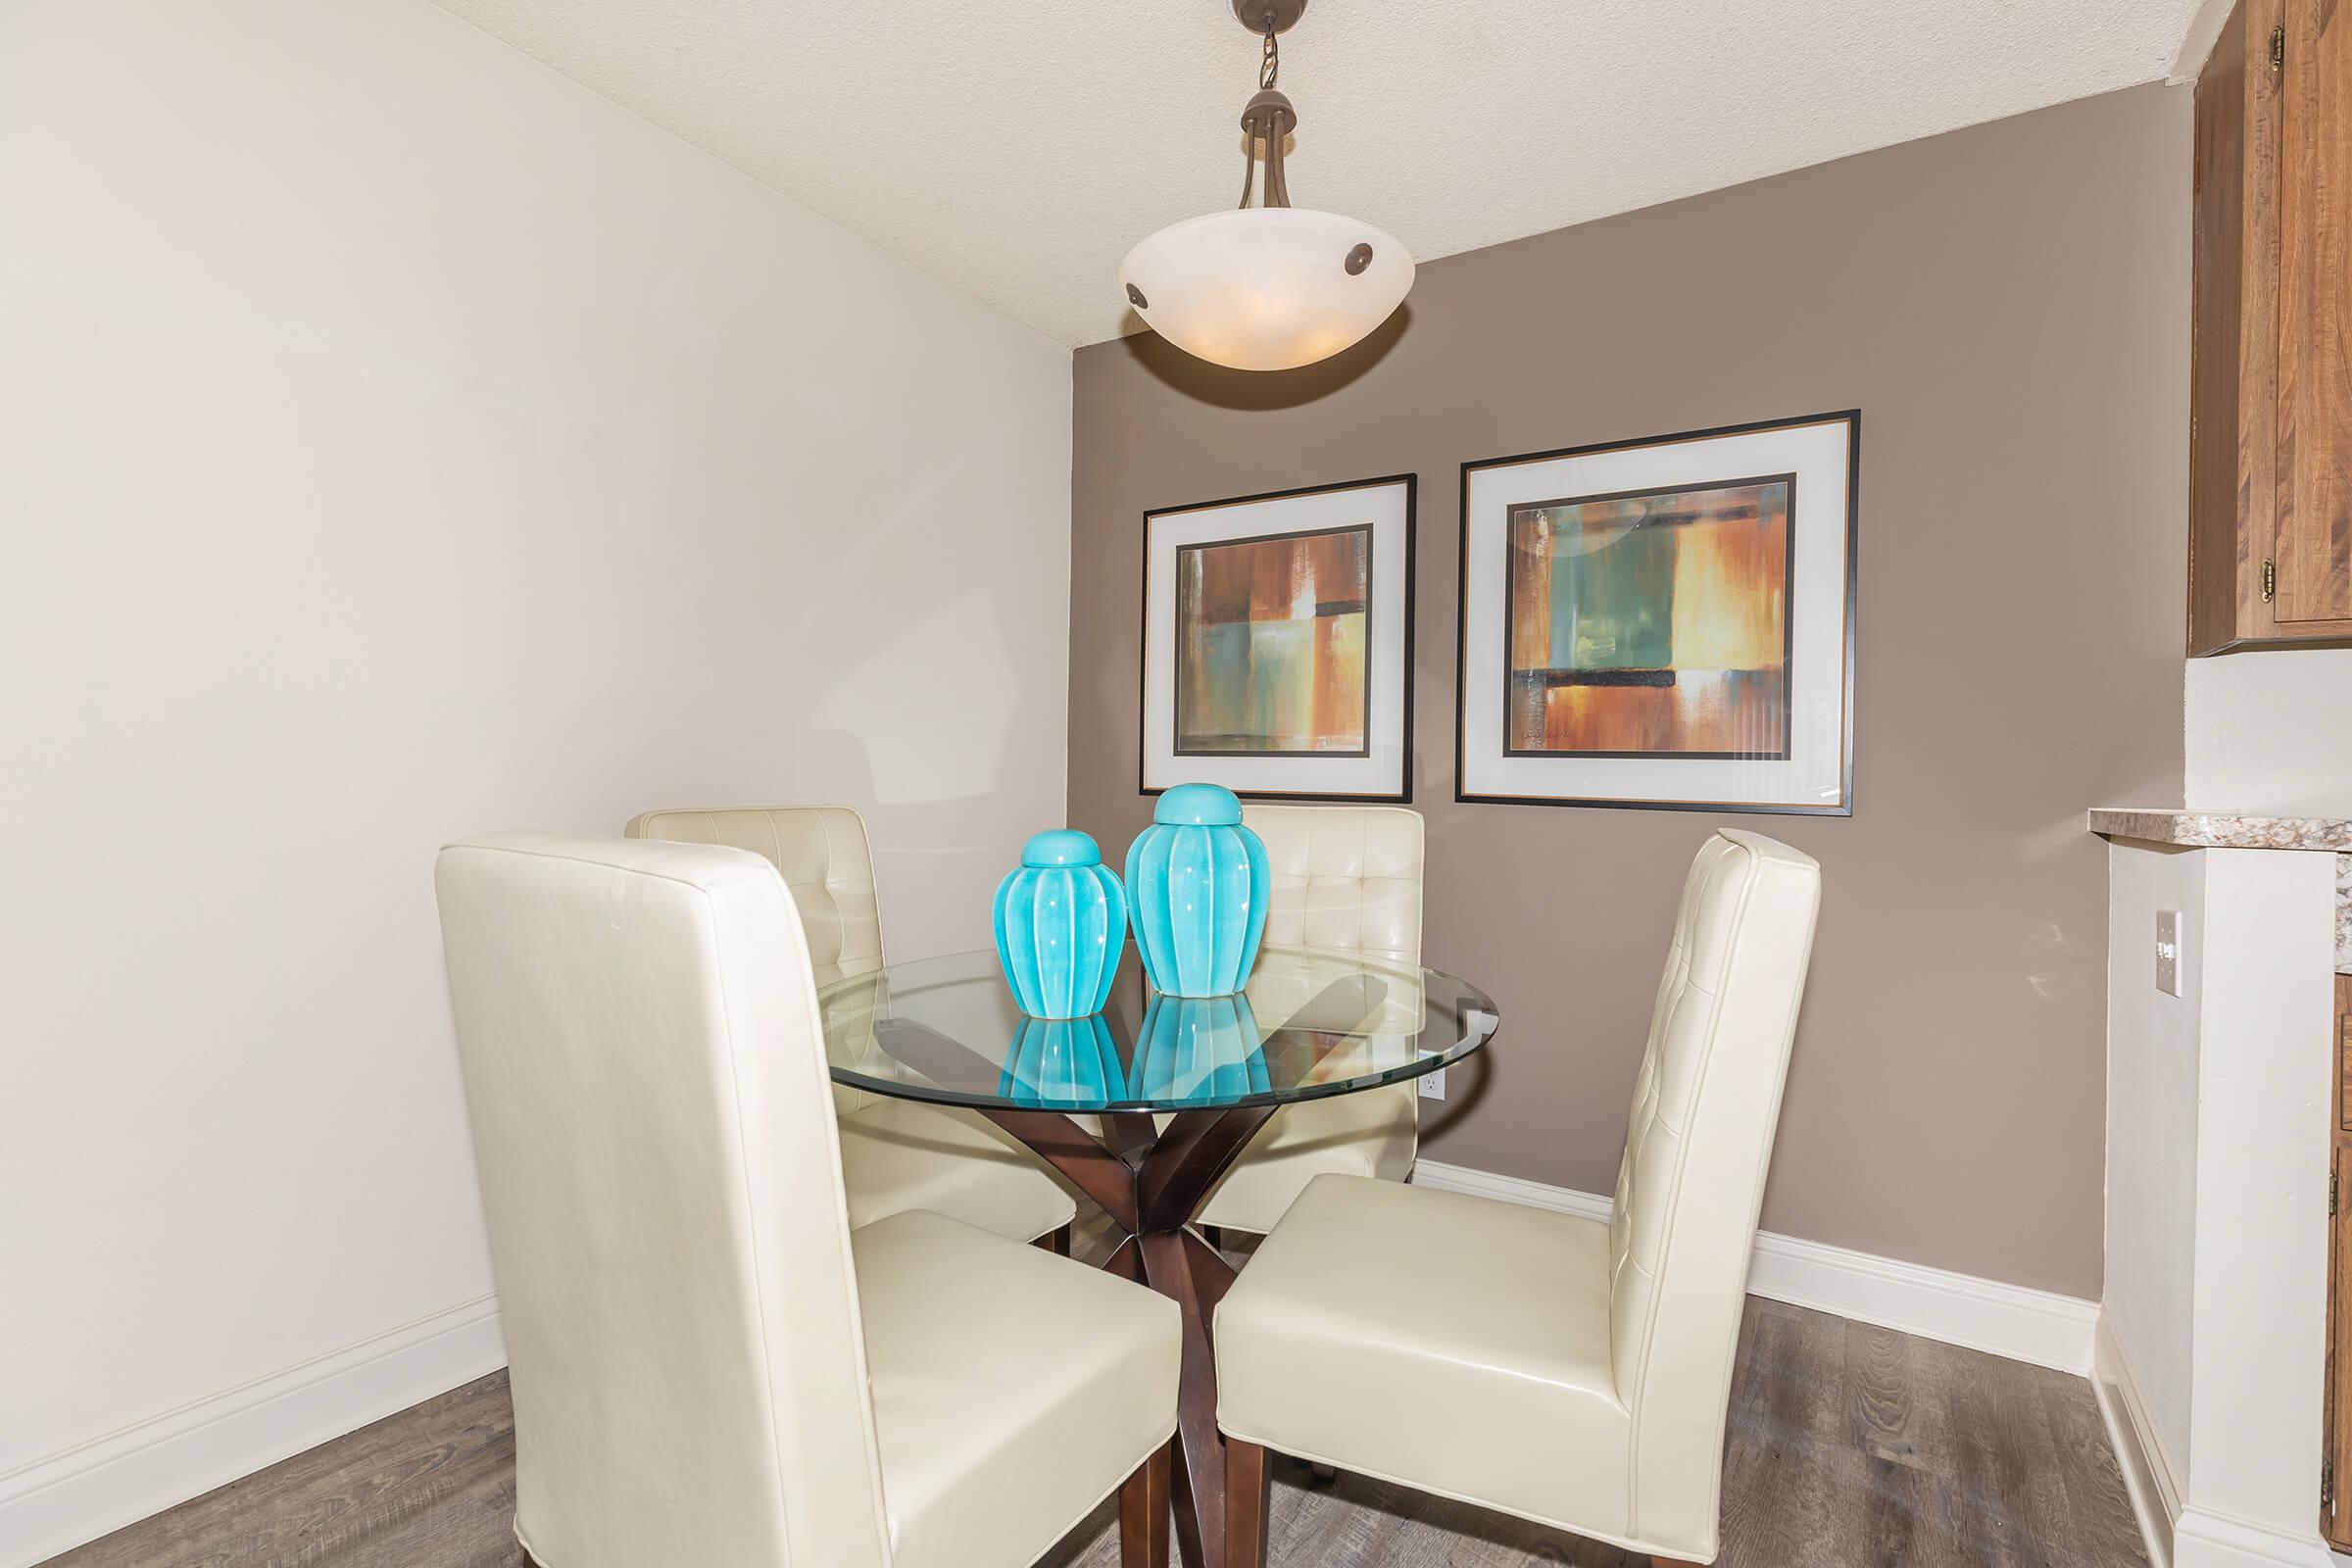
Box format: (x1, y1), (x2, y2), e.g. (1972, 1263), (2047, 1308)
(985, 1103), (1274, 1568)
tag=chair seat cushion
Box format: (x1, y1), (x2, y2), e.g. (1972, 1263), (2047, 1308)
(838, 1097), (1076, 1243)
(855, 1210), (1180, 1568)
(1195, 1083), (1417, 1234)
(1214, 1173), (1633, 1543)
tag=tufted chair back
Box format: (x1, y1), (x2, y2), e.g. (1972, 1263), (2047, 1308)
(1240, 806), (1426, 1044)
(624, 807), (883, 984)
(435, 833), (892, 1568)
(1606, 829), (1820, 1552)
(1242, 805), (1424, 961)
(626, 806), (884, 1111)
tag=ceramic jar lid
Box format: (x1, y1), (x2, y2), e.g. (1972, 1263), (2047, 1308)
(1152, 783), (1244, 827)
(1020, 828), (1103, 868)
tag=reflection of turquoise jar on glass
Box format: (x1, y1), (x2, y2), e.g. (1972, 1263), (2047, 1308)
(1133, 993), (1272, 1105)
(993, 828), (1127, 1019)
(1125, 783), (1270, 998)
(998, 1013), (1129, 1108)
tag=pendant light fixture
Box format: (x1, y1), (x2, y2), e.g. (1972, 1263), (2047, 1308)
(1119, 0), (1412, 372)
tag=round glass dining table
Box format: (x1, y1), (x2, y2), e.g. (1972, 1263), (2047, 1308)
(815, 943), (1499, 1568)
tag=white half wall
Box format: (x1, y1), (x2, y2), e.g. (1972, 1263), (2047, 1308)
(2180, 849), (2335, 1565)
(0, 0), (1071, 1552)
(2185, 650), (2352, 815)
(2103, 840), (2205, 1481)
(2099, 841), (2340, 1568)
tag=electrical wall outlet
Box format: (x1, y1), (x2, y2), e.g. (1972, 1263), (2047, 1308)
(2155, 908), (2182, 998)
(1418, 1065), (1446, 1100)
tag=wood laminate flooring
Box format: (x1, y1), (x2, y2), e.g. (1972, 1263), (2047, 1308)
(46, 1283), (2146, 1568)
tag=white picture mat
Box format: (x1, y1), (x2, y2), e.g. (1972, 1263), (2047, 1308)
(1143, 479), (1411, 798)
(1459, 418), (1853, 809)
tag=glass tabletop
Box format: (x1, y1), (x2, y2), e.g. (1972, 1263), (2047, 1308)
(815, 944), (1498, 1114)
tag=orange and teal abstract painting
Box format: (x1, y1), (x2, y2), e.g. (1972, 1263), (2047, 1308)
(1176, 525), (1370, 757)
(1505, 477), (1791, 758)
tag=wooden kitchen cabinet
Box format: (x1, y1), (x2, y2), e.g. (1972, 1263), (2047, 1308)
(2191, 0), (2352, 654)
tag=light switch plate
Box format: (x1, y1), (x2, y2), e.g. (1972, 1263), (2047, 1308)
(1418, 1065), (1446, 1100)
(2155, 908), (2182, 997)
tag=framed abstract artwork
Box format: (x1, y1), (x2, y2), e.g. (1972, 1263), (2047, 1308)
(1141, 474), (1414, 801)
(1456, 412), (1858, 812)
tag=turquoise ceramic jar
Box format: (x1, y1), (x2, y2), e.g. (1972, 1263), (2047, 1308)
(1133, 993), (1270, 1105)
(1124, 783), (1270, 998)
(993, 828), (1126, 1019)
(998, 1013), (1129, 1107)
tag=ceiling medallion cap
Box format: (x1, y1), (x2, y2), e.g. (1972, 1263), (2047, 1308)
(1118, 207), (1414, 372)
(1231, 0), (1307, 35)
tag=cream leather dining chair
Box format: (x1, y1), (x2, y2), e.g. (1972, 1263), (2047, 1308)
(1194, 805), (1425, 1237)
(435, 832), (1179, 1568)
(626, 805), (1076, 1250)
(1212, 830), (1821, 1567)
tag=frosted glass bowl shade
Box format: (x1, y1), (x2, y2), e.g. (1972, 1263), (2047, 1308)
(1119, 207), (1414, 372)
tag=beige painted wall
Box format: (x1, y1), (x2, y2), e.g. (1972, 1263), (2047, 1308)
(0, 0), (1069, 1482)
(1069, 84), (2189, 1297)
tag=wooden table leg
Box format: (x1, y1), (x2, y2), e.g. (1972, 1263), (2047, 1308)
(967, 1102), (1273, 1568)
(1140, 1229), (1240, 1568)
(1134, 1107), (1269, 1568)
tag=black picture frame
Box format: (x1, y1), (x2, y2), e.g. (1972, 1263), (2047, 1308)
(1140, 472), (1417, 804)
(1454, 411), (1860, 814)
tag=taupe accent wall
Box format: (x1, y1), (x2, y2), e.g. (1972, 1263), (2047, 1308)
(1068, 84), (2189, 1298)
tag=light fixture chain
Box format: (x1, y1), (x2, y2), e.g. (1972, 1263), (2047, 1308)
(1239, 16), (1279, 210)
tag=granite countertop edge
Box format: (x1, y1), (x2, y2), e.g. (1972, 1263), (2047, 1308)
(2086, 807), (2352, 852)
(2088, 808), (2352, 975)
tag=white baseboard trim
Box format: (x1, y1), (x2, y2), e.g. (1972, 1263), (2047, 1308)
(2174, 1506), (2338, 1568)
(1411, 1158), (1617, 1221)
(1409, 1159), (2098, 1374)
(0, 1296), (506, 1568)
(2092, 1307), (2182, 1568)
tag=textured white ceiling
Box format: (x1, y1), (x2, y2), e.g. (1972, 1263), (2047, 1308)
(430, 0), (2202, 348)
